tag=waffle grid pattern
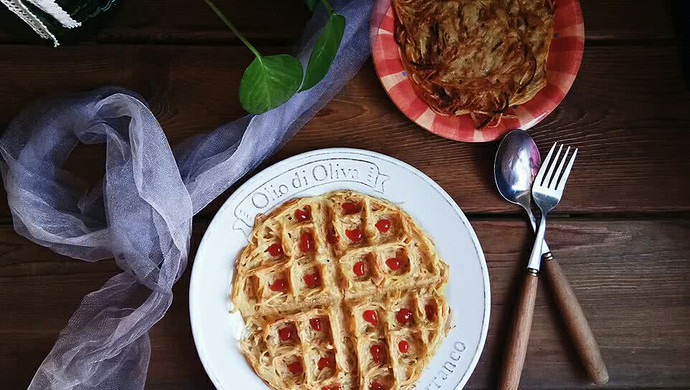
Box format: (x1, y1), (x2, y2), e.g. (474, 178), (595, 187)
(233, 191), (450, 390)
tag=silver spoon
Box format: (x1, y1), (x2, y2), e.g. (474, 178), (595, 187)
(494, 130), (608, 386)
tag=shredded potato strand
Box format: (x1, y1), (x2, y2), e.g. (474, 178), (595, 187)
(393, 0), (555, 128)
(231, 191), (451, 390)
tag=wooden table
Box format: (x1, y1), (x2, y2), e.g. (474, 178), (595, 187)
(1, 1), (688, 389)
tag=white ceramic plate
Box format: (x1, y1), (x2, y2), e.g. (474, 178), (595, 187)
(190, 148), (490, 390)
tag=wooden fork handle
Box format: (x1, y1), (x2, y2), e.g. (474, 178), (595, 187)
(543, 253), (609, 385)
(498, 271), (538, 390)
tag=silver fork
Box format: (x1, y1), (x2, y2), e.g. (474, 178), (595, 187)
(528, 143), (578, 272)
(498, 142), (578, 390)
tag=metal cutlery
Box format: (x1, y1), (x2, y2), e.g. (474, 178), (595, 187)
(494, 131), (608, 387)
(498, 141), (584, 390)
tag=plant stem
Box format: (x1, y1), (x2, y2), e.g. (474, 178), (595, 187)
(319, 0), (334, 14)
(204, 0), (262, 59)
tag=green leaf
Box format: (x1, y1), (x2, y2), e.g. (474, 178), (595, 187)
(239, 54), (304, 114)
(300, 13), (345, 92)
(303, 0), (319, 11)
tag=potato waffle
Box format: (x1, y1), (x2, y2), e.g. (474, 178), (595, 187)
(232, 190), (450, 390)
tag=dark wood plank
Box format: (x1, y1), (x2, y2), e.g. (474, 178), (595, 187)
(265, 39), (690, 215)
(0, 0), (675, 44)
(0, 229), (120, 388)
(1, 219), (688, 389)
(580, 0), (675, 41)
(0, 44), (688, 216)
(469, 218), (690, 389)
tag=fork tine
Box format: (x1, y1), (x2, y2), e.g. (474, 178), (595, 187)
(550, 146), (571, 189)
(545, 144), (564, 188)
(556, 148), (578, 191)
(535, 142), (557, 186)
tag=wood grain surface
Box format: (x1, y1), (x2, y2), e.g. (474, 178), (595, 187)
(0, 45), (688, 217)
(542, 256), (609, 385)
(0, 0), (687, 389)
(1, 219), (689, 389)
(497, 272), (539, 390)
(0, 0), (674, 44)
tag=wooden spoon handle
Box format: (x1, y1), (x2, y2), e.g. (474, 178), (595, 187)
(542, 253), (609, 385)
(498, 271), (539, 390)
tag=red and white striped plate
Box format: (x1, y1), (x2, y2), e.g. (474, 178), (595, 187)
(371, 0), (584, 142)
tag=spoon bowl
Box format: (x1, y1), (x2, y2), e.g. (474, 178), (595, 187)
(494, 129), (541, 212)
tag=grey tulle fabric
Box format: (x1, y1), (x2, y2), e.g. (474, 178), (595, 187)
(0, 1), (373, 389)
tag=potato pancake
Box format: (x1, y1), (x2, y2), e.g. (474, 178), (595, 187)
(393, 0), (554, 127)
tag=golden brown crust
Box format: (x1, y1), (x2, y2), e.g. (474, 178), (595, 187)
(393, 0), (554, 127)
(231, 190), (450, 390)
